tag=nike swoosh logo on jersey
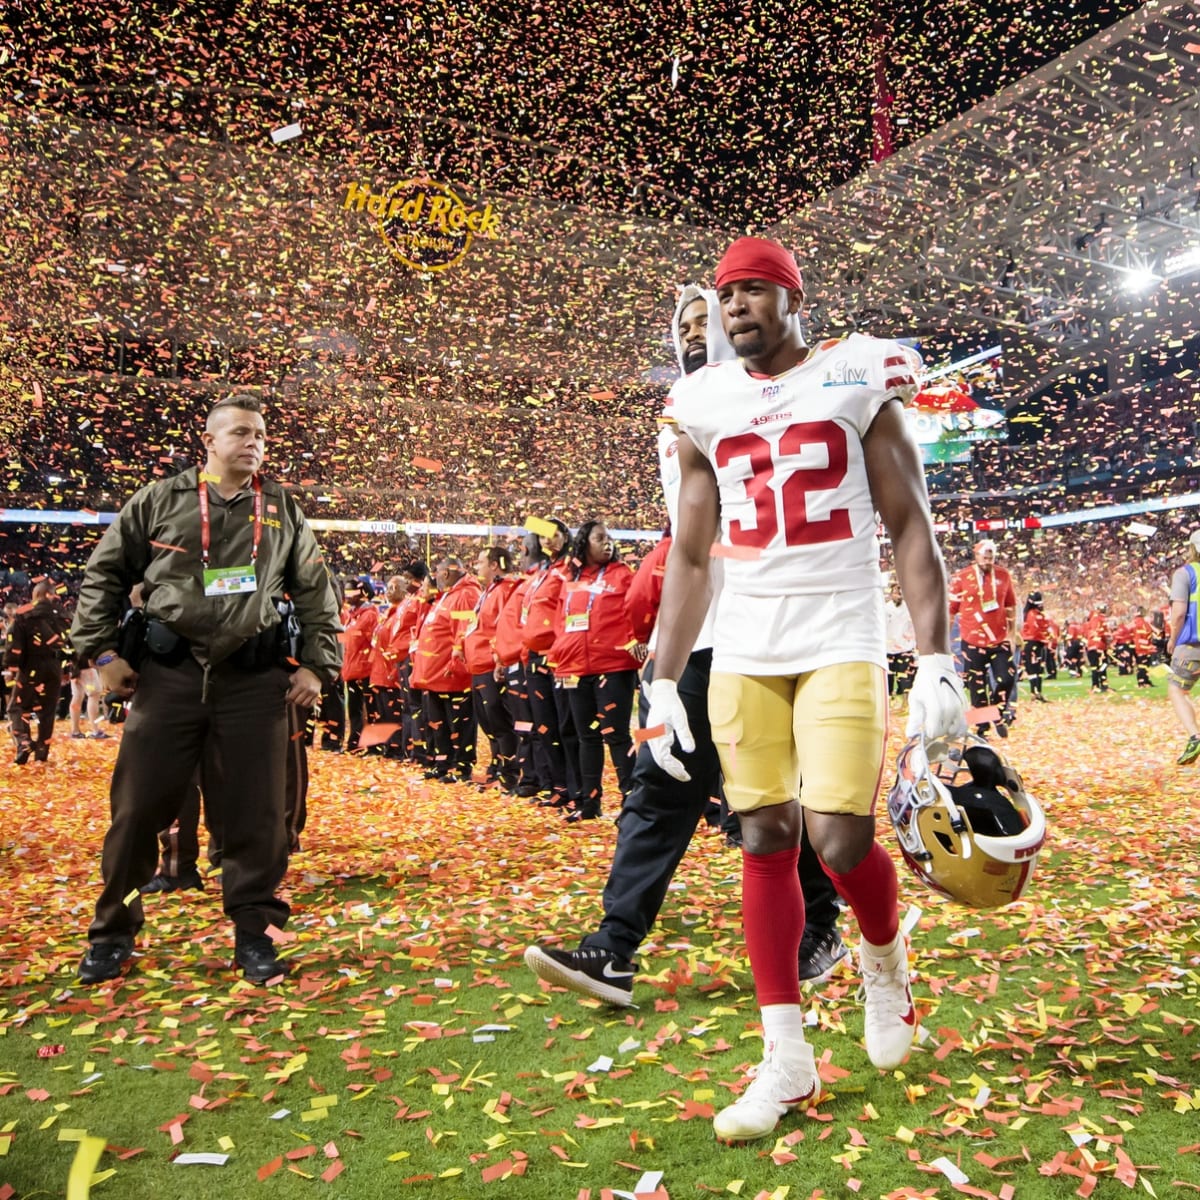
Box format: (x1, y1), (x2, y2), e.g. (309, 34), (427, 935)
(602, 961), (635, 979)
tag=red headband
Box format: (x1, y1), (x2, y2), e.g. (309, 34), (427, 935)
(715, 236), (803, 292)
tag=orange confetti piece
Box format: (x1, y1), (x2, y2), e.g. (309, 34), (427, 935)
(257, 1156), (283, 1181)
(633, 724), (666, 742)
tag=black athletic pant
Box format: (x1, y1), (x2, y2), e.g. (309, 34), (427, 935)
(582, 652), (840, 963)
(425, 689), (476, 779)
(472, 670), (518, 788)
(504, 663), (542, 791)
(345, 678), (371, 751)
(564, 668), (638, 810)
(317, 679), (344, 751)
(1024, 640), (1048, 695)
(961, 642), (1015, 729)
(886, 653), (915, 697)
(527, 657), (578, 800)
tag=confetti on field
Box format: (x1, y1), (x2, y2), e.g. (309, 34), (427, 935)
(1, 693), (1196, 1196)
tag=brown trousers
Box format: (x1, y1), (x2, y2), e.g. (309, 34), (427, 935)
(89, 656), (290, 942)
(157, 702), (309, 875)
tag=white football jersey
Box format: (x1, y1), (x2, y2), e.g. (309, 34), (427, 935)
(656, 423), (721, 652)
(664, 333), (922, 674)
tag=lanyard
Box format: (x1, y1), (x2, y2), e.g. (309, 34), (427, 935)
(572, 564), (608, 616)
(521, 562), (553, 624)
(474, 579), (498, 616)
(974, 565), (996, 607)
(198, 473), (262, 569)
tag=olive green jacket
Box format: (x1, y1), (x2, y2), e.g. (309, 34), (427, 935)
(71, 467), (343, 681)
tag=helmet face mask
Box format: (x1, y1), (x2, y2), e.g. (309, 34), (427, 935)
(888, 735), (1046, 908)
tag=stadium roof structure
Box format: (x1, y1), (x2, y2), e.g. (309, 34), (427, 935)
(0, 0), (1195, 408)
(772, 0), (1200, 400)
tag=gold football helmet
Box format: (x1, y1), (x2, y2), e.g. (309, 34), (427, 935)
(887, 734), (1046, 908)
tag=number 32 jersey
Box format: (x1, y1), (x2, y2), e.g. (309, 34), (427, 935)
(664, 332), (921, 675)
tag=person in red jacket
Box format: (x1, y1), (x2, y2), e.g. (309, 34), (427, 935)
(464, 546), (522, 792)
(406, 566), (439, 769)
(551, 520), (648, 821)
(1044, 613), (1061, 680)
(411, 557), (481, 782)
(494, 535), (547, 798)
(1083, 603), (1111, 693)
(521, 519), (582, 809)
(1064, 616), (1084, 677)
(949, 539), (1018, 736)
(341, 576), (379, 752)
(1130, 605), (1157, 688)
(1020, 591), (1051, 702)
(391, 561), (429, 762)
(367, 575), (408, 758)
(1113, 616), (1135, 678)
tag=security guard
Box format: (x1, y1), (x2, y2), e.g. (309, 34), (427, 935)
(70, 394), (342, 984)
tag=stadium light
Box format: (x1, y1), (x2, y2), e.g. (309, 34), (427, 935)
(1164, 246), (1200, 279)
(1120, 268), (1162, 294)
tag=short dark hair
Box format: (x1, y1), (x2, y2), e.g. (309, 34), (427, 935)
(207, 394), (263, 431)
(404, 560), (429, 581)
(484, 546), (513, 573)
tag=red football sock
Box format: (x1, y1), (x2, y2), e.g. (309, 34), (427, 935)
(823, 840), (899, 948)
(742, 846), (804, 1007)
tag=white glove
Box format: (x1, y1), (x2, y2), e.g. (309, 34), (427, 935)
(905, 653), (968, 740)
(644, 677), (695, 782)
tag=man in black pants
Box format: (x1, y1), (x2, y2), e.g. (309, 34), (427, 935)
(524, 287), (846, 1006)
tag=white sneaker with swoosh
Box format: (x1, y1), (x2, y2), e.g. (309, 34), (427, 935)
(859, 937), (918, 1069)
(713, 1038), (819, 1143)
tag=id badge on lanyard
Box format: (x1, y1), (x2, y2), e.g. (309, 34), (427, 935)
(564, 565), (606, 634)
(199, 475), (262, 597)
(204, 564), (258, 596)
(977, 566), (998, 613)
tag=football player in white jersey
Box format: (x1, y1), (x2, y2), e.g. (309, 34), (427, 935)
(646, 236), (967, 1144)
(524, 287), (848, 1007)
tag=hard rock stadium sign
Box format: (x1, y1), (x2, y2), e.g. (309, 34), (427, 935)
(342, 178), (500, 272)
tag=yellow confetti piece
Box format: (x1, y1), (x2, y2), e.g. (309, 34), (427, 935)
(123, 889), (140, 906)
(66, 1134), (106, 1200)
(525, 516), (559, 538)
